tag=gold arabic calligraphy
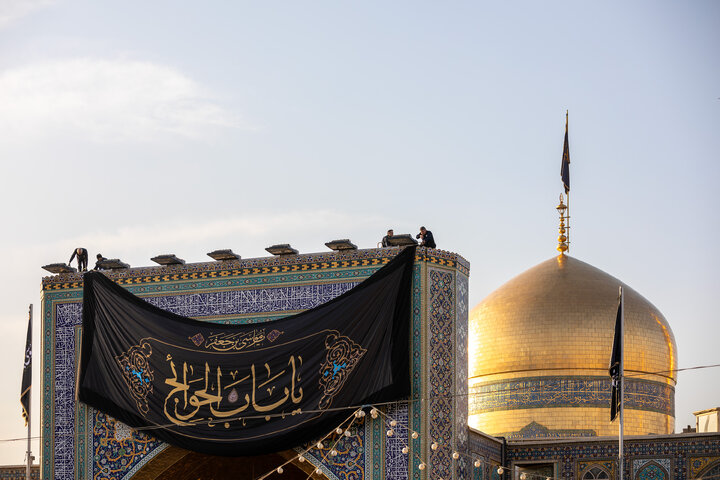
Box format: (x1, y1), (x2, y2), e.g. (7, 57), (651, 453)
(204, 330), (267, 352)
(164, 355), (304, 426)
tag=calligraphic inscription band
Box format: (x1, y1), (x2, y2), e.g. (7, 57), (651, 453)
(78, 247), (415, 456)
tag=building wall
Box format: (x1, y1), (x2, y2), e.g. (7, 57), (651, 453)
(0, 466), (40, 480)
(41, 247), (469, 480)
(507, 433), (720, 480)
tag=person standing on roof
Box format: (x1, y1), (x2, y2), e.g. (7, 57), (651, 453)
(69, 247), (88, 272)
(416, 226), (436, 248)
(381, 229), (394, 247)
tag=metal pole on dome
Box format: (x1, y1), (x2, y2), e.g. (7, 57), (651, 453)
(566, 191), (570, 252)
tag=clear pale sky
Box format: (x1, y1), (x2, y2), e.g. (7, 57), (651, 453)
(1, 0), (718, 466)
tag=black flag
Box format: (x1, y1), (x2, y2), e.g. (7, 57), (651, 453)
(20, 306), (32, 426)
(561, 111), (570, 194)
(609, 298), (622, 421)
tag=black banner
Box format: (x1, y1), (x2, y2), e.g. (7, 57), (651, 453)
(20, 306), (32, 426)
(78, 246), (415, 456)
(561, 111), (571, 194)
(609, 298), (623, 421)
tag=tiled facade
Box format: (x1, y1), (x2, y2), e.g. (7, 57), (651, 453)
(39, 246), (720, 480)
(41, 247), (470, 480)
(506, 433), (720, 480)
(0, 466), (40, 480)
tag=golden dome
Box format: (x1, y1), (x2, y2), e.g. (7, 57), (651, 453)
(468, 254), (677, 438)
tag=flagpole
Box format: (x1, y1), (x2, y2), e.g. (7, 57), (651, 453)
(566, 190), (570, 252)
(618, 288), (624, 480)
(26, 304), (32, 480)
(565, 110), (570, 252)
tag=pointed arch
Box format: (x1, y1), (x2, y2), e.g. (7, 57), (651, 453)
(698, 460), (720, 480)
(635, 461), (669, 480)
(582, 464), (611, 480)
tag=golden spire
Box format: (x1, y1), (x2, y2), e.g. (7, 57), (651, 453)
(556, 194), (568, 254)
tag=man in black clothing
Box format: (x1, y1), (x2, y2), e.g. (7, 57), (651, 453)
(381, 229), (394, 247)
(94, 253), (107, 270)
(416, 226), (436, 248)
(69, 247), (88, 272)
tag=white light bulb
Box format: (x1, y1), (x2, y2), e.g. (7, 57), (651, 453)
(520, 473), (527, 480)
(452, 452), (459, 459)
(316, 442), (323, 449)
(330, 449), (337, 457)
(315, 468), (322, 474)
(497, 467), (505, 475)
(298, 456), (305, 463)
(418, 463), (426, 471)
(344, 430), (351, 437)
(390, 420), (397, 427)
(277, 466), (283, 474)
(474, 460), (481, 468)
(402, 446), (409, 454)
(386, 429), (394, 437)
(411, 432), (419, 439)
(335, 427), (343, 434)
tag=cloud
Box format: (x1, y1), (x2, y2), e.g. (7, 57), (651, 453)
(0, 0), (54, 29)
(0, 58), (246, 143)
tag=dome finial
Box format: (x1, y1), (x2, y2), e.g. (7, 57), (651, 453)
(556, 194), (569, 254)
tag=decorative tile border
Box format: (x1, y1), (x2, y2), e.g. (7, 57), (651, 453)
(470, 376), (674, 417)
(507, 434), (720, 480)
(455, 273), (469, 480)
(498, 421), (597, 439)
(410, 264), (423, 480)
(43, 248), (470, 290)
(385, 403), (409, 480)
(428, 268), (455, 480)
(52, 302), (83, 480)
(0, 466), (40, 480)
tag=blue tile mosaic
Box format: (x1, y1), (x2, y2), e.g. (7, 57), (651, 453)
(470, 376), (674, 417)
(144, 283), (358, 318)
(385, 403), (409, 480)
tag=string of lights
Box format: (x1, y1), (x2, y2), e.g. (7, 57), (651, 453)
(2, 400), (719, 480)
(2, 360), (719, 445)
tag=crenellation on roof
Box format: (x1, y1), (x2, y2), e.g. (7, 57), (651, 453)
(41, 246), (469, 290)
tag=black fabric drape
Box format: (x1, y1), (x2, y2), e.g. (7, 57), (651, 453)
(609, 300), (622, 421)
(78, 246), (415, 456)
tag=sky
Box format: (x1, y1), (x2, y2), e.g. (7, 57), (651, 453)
(0, 0), (718, 466)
